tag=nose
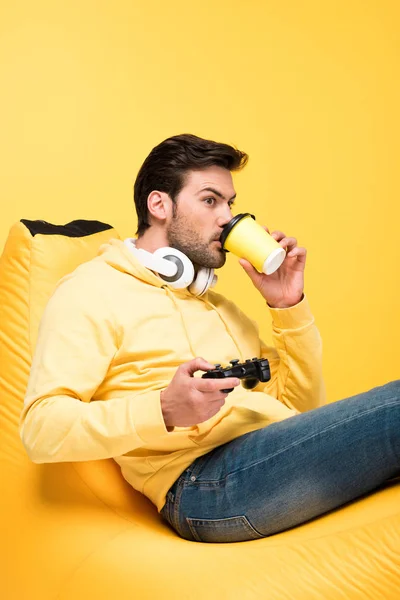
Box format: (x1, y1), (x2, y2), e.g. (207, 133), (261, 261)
(217, 204), (234, 229)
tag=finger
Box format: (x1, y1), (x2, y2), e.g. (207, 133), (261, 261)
(278, 236), (297, 253)
(196, 377), (240, 393)
(261, 226), (270, 234)
(270, 230), (286, 241)
(287, 247), (307, 263)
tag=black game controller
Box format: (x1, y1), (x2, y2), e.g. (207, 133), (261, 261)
(201, 358), (271, 393)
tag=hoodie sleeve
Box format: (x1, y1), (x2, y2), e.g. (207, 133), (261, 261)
(20, 277), (169, 464)
(251, 294), (326, 413)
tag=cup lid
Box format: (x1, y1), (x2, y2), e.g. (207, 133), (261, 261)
(220, 213), (256, 250)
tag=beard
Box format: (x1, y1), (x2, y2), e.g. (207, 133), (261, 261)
(166, 209), (226, 269)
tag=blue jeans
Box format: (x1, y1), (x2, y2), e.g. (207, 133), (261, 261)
(160, 380), (400, 543)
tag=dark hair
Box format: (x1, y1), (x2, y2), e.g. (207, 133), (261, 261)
(133, 133), (249, 236)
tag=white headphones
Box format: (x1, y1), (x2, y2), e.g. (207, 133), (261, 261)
(123, 238), (218, 296)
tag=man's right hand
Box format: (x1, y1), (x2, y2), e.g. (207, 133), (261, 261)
(160, 357), (240, 428)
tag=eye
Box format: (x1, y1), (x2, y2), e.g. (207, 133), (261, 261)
(203, 197), (235, 209)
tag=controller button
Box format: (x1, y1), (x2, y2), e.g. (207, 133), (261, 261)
(230, 359), (240, 365)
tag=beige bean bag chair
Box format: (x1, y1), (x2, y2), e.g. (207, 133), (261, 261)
(1, 218), (399, 599)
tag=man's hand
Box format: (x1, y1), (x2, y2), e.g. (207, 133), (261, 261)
(160, 357), (240, 428)
(239, 228), (306, 309)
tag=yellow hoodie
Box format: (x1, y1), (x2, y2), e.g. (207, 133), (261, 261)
(20, 238), (326, 511)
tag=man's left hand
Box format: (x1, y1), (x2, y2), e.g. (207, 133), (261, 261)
(239, 227), (306, 309)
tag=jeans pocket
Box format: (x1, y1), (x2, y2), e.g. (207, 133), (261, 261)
(186, 515), (264, 543)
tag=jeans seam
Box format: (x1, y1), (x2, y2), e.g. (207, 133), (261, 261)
(186, 519), (202, 542)
(196, 398), (400, 484)
(170, 474), (187, 533)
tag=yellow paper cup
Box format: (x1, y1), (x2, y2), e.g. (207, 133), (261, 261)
(220, 213), (286, 275)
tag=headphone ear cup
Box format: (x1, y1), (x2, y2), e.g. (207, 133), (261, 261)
(189, 268), (217, 296)
(153, 247), (195, 289)
(123, 239), (216, 293)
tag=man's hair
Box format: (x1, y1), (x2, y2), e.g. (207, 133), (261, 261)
(133, 133), (249, 236)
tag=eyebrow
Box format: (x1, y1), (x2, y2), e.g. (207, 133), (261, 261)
(196, 187), (237, 202)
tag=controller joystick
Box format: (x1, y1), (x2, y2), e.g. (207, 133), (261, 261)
(202, 358), (271, 393)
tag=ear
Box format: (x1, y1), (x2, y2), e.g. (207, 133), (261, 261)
(147, 191), (172, 224)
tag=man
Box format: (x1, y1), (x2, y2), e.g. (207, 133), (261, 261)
(20, 134), (400, 543)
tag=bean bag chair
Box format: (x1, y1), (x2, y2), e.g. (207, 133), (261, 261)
(1, 218), (399, 600)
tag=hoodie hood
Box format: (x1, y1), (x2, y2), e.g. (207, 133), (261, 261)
(96, 237), (199, 297)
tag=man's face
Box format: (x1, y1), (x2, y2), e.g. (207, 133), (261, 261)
(165, 166), (236, 269)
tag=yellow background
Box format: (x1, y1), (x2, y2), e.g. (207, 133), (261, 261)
(0, 0), (398, 402)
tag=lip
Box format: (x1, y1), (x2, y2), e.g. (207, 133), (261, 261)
(213, 240), (222, 248)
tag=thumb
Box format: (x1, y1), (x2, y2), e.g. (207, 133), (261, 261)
(183, 357), (215, 376)
(239, 258), (263, 285)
